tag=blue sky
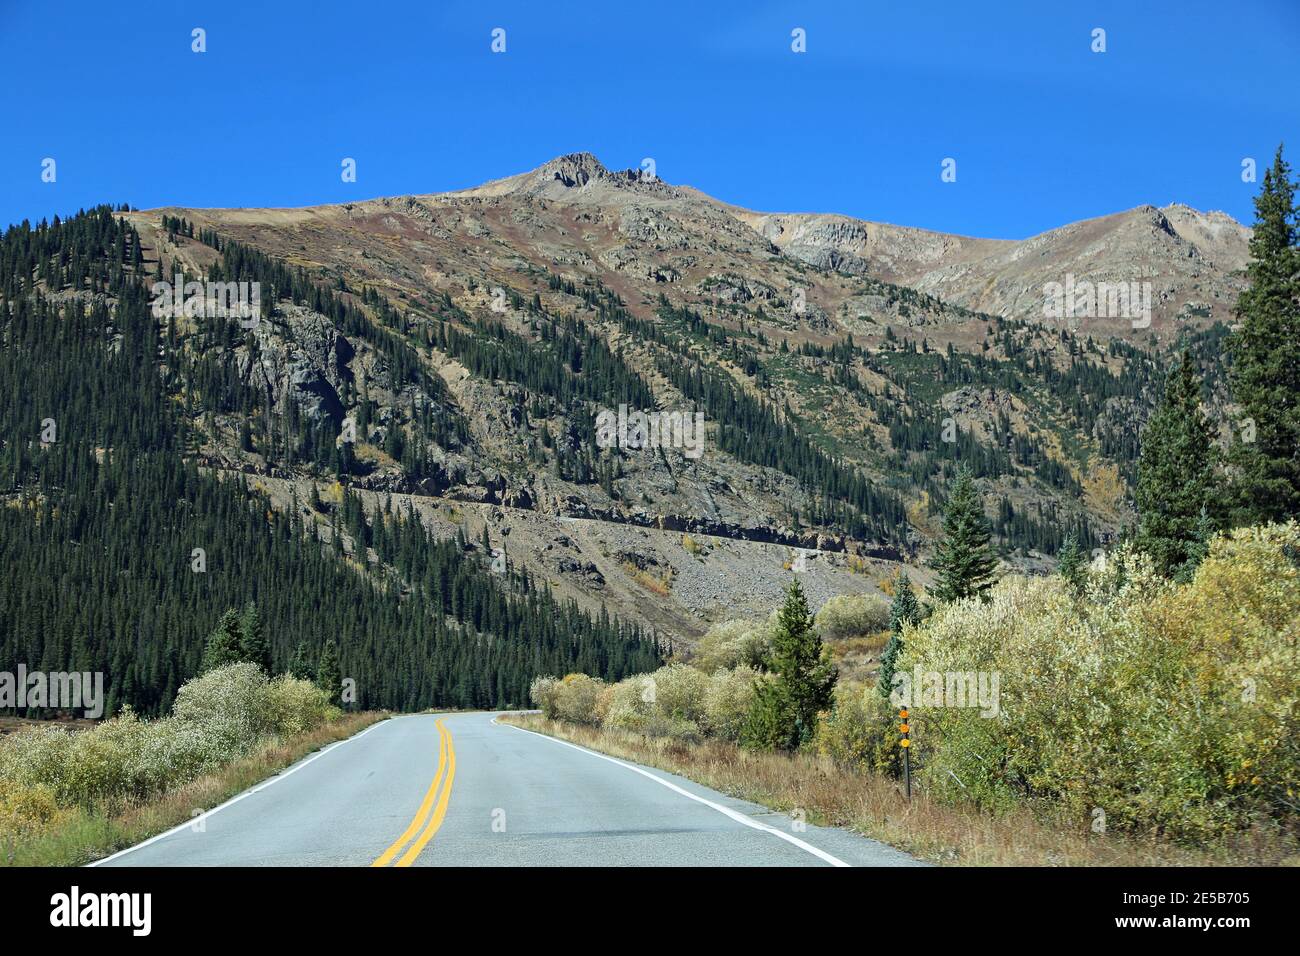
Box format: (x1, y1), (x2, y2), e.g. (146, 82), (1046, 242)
(2, 0), (1296, 239)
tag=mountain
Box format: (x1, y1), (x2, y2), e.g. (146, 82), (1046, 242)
(0, 155), (1250, 711)
(744, 202), (1249, 333)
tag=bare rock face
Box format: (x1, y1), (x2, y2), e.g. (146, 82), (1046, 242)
(236, 304), (353, 427)
(939, 386), (1023, 445)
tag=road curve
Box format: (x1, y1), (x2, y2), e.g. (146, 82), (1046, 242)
(94, 712), (922, 867)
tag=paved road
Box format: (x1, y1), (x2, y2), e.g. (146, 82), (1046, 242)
(94, 713), (922, 867)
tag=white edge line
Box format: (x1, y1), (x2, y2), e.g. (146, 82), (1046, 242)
(491, 715), (850, 867)
(87, 717), (394, 867)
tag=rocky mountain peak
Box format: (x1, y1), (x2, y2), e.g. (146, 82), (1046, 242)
(533, 152), (612, 189)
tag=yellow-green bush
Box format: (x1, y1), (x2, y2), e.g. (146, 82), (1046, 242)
(546, 663), (756, 743)
(532, 673), (612, 727)
(900, 524), (1300, 842)
(691, 617), (775, 671)
(263, 675), (335, 738)
(651, 664), (709, 724)
(593, 683), (616, 725)
(0, 725), (73, 798)
(0, 663), (341, 814)
(529, 675), (561, 719)
(606, 673), (657, 732)
(703, 666), (761, 740)
(599, 670), (700, 740)
(815, 593), (891, 640)
(172, 662), (271, 751)
(552, 674), (606, 725)
(0, 779), (64, 844)
(814, 681), (901, 777)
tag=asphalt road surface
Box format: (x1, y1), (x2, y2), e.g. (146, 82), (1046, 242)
(93, 712), (922, 867)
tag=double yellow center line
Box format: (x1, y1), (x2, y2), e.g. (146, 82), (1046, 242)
(371, 718), (457, 867)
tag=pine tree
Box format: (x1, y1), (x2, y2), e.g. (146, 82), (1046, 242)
(1229, 145), (1300, 525)
(930, 467), (997, 603)
(1182, 506), (1216, 580)
(316, 640), (342, 706)
(289, 641), (314, 680)
(201, 610), (244, 673)
(1056, 532), (1086, 592)
(239, 602), (272, 673)
(878, 572), (922, 700)
(741, 579), (837, 751)
(1135, 350), (1218, 578)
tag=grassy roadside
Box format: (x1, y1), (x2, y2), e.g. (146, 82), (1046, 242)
(2, 711), (388, 867)
(501, 714), (1296, 867)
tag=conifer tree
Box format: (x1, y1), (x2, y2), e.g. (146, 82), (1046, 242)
(1135, 350), (1218, 578)
(1056, 532), (1086, 592)
(930, 467), (997, 603)
(201, 610), (245, 673)
(316, 640), (342, 706)
(239, 602), (272, 673)
(878, 572), (922, 700)
(289, 641), (315, 681)
(1229, 145), (1300, 525)
(741, 579), (837, 751)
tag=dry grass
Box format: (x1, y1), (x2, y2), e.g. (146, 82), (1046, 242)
(623, 561), (673, 596)
(2, 711), (388, 867)
(501, 714), (1298, 867)
(826, 632), (889, 684)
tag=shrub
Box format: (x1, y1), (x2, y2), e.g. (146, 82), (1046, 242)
(0, 663), (345, 815)
(263, 676), (335, 738)
(122, 714), (224, 797)
(552, 674), (606, 725)
(173, 662), (272, 750)
(703, 666), (760, 740)
(901, 525), (1300, 841)
(601, 672), (698, 739)
(529, 675), (562, 719)
(61, 709), (144, 805)
(606, 674), (657, 732)
(692, 617), (775, 671)
(651, 664), (708, 724)
(814, 682), (901, 777)
(0, 779), (64, 843)
(593, 683), (616, 725)
(815, 593), (891, 640)
(0, 725), (73, 796)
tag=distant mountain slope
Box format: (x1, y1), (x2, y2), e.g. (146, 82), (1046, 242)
(0, 209), (661, 716)
(2, 154), (1246, 660)
(744, 202), (1249, 333)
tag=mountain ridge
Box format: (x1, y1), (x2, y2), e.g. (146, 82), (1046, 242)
(89, 152), (1248, 643)
(144, 151), (1250, 335)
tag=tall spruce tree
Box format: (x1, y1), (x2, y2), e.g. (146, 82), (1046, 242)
(1135, 350), (1218, 578)
(1229, 144), (1300, 525)
(1056, 532), (1086, 592)
(878, 572), (922, 700)
(316, 640), (342, 706)
(741, 579), (837, 751)
(201, 610), (245, 673)
(289, 641), (315, 681)
(239, 602), (272, 674)
(930, 466), (997, 603)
